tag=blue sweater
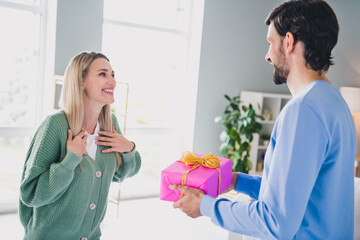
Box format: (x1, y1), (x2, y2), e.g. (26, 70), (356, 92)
(201, 81), (356, 239)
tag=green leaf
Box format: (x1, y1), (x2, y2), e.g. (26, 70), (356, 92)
(214, 116), (223, 123)
(220, 131), (229, 142)
(230, 129), (238, 139)
(245, 132), (253, 141)
(239, 125), (245, 134)
(245, 159), (252, 172)
(232, 96), (240, 101)
(230, 103), (239, 111)
(248, 109), (255, 118)
(241, 105), (248, 112)
(240, 141), (249, 152)
(224, 94), (232, 101)
(232, 151), (241, 160)
(254, 122), (263, 131)
(220, 142), (229, 157)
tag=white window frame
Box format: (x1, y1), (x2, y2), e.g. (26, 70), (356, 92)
(102, 0), (205, 200)
(0, 0), (57, 213)
(102, 0), (204, 154)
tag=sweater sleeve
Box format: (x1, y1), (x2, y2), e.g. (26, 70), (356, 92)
(20, 115), (82, 207)
(234, 172), (261, 200)
(200, 102), (328, 239)
(111, 114), (141, 183)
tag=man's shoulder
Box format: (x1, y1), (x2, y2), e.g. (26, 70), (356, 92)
(290, 81), (339, 110)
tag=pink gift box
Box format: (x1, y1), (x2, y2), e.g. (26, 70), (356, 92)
(160, 153), (232, 202)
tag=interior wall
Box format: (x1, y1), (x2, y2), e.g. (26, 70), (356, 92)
(52, 0), (360, 156)
(54, 0), (104, 75)
(192, 0), (360, 155)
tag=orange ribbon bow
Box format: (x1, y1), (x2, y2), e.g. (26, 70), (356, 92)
(178, 151), (222, 198)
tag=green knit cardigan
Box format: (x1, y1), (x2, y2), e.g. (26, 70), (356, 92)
(19, 111), (141, 240)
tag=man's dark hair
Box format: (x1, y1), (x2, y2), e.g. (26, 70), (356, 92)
(265, 0), (339, 72)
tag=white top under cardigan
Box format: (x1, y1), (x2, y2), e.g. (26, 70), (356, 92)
(84, 122), (99, 161)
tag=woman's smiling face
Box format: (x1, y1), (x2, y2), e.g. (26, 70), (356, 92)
(83, 57), (116, 107)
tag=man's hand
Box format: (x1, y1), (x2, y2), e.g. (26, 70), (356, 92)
(222, 172), (239, 193)
(170, 185), (205, 218)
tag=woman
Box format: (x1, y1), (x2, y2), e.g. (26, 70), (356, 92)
(19, 52), (141, 240)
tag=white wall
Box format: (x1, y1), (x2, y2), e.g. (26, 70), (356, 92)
(192, 0), (360, 155)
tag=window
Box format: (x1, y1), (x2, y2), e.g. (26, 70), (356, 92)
(102, 0), (204, 199)
(0, 0), (56, 212)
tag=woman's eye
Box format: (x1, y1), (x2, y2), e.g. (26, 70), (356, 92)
(99, 72), (106, 76)
(111, 74), (115, 78)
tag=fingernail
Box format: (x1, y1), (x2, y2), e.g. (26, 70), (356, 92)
(169, 185), (174, 190)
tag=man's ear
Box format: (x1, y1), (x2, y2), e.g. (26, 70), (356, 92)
(284, 32), (295, 54)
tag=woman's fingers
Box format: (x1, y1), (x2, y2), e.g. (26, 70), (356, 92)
(102, 147), (115, 153)
(96, 140), (111, 146)
(98, 130), (115, 137)
(68, 129), (73, 140)
(95, 136), (114, 142)
(66, 129), (88, 157)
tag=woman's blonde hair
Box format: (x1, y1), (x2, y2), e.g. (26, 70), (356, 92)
(61, 51), (121, 169)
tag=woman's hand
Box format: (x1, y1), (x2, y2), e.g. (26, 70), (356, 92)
(67, 129), (88, 157)
(96, 126), (134, 154)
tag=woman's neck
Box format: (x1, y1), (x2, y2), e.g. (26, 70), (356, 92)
(83, 104), (102, 134)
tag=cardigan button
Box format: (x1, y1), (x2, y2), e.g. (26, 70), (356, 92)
(95, 171), (102, 178)
(80, 237), (88, 240)
(89, 203), (96, 210)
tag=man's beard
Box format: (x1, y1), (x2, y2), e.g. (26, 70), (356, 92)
(272, 46), (289, 85)
(272, 64), (289, 85)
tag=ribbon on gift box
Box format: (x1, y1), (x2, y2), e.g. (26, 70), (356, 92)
(178, 151), (221, 198)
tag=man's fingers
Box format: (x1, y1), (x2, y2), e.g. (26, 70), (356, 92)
(169, 184), (190, 195)
(173, 198), (183, 209)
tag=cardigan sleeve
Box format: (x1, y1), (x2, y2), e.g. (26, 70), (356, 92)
(111, 113), (141, 183)
(20, 115), (82, 207)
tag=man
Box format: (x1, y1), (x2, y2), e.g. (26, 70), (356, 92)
(170, 0), (356, 239)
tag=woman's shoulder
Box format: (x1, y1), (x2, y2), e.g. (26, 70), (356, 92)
(111, 111), (119, 123)
(39, 110), (69, 132)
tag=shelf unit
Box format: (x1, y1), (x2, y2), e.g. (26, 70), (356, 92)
(240, 91), (292, 175)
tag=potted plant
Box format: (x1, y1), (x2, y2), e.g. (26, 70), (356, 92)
(215, 94), (263, 173)
(260, 133), (271, 146)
